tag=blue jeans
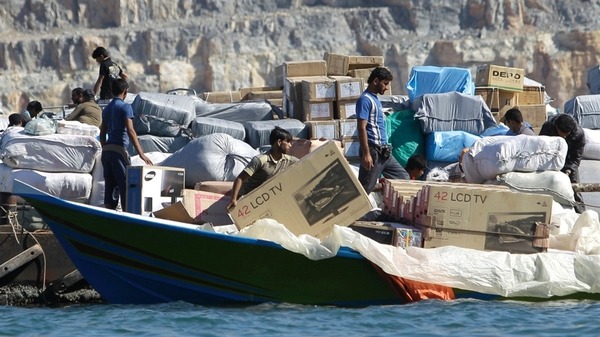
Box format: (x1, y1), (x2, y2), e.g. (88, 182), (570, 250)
(101, 147), (130, 210)
(359, 144), (409, 194)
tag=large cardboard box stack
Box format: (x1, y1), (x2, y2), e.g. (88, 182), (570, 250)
(414, 184), (552, 253)
(474, 64), (546, 127)
(301, 77), (336, 121)
(282, 60), (329, 120)
(126, 166), (185, 216)
(229, 141), (372, 238)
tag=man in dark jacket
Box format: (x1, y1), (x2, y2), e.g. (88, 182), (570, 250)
(539, 114), (586, 213)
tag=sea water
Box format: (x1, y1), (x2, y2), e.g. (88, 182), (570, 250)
(0, 299), (598, 336)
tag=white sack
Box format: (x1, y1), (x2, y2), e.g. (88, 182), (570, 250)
(583, 128), (600, 160)
(0, 128), (101, 173)
(497, 171), (575, 206)
(462, 135), (567, 183)
(0, 164), (92, 202)
(160, 133), (258, 187)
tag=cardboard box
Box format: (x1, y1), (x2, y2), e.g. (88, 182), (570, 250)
(229, 141), (372, 238)
(126, 166), (185, 216)
(421, 185), (552, 253)
(475, 87), (518, 111)
(284, 60), (328, 77)
(194, 181), (233, 195)
(496, 104), (547, 127)
(305, 120), (339, 140)
(475, 64), (525, 91)
(349, 222), (396, 245)
(328, 76), (363, 100)
(348, 55), (384, 69)
(335, 100), (358, 119)
(153, 190), (232, 225)
(302, 101), (334, 121)
(201, 91), (242, 103)
(517, 86), (545, 105)
(239, 86), (283, 100)
(324, 52), (350, 76)
(338, 119), (358, 138)
(342, 137), (360, 159)
(349, 68), (374, 82)
(302, 78), (336, 102)
(351, 221), (423, 248)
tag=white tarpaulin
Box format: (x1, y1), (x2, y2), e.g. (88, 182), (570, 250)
(233, 207), (600, 298)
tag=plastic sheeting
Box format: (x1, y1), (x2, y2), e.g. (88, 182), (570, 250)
(462, 135), (568, 183)
(413, 92), (497, 135)
(126, 134), (191, 156)
(0, 163), (92, 202)
(583, 128), (600, 160)
(161, 133), (258, 187)
(194, 98), (274, 122)
(564, 95), (600, 129)
(244, 119), (308, 149)
(425, 131), (480, 162)
(234, 206), (600, 298)
(386, 109), (424, 167)
(190, 117), (246, 140)
(406, 66), (475, 101)
(0, 128), (101, 173)
(132, 92), (197, 137)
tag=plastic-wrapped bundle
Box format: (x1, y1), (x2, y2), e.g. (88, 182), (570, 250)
(244, 119), (308, 149)
(161, 133), (259, 187)
(194, 98), (274, 122)
(189, 117), (246, 140)
(406, 66), (475, 101)
(413, 92), (497, 135)
(0, 163), (92, 202)
(126, 134), (190, 156)
(564, 95), (600, 129)
(496, 171), (575, 206)
(425, 130), (481, 163)
(0, 128), (101, 173)
(132, 92), (196, 137)
(462, 135), (568, 183)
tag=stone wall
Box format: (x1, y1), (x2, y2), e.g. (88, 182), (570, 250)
(1, 0), (600, 114)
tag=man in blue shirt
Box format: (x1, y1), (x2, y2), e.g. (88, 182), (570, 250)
(99, 78), (152, 210)
(356, 67), (409, 193)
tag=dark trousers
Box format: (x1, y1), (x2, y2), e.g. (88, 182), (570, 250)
(101, 148), (130, 210)
(359, 145), (409, 194)
(569, 168), (586, 214)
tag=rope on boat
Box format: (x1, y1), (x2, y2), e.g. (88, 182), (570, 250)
(1, 204), (48, 291)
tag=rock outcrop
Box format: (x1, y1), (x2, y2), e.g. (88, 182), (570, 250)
(1, 0), (600, 114)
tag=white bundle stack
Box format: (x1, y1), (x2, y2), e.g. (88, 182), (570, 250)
(0, 128), (101, 173)
(0, 163), (92, 202)
(462, 135), (568, 183)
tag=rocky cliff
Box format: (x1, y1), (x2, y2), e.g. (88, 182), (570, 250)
(1, 0), (600, 114)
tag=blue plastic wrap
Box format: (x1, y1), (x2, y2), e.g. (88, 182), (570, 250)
(425, 131), (481, 162)
(406, 66), (475, 101)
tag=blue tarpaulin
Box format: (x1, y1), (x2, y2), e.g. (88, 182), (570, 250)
(406, 66), (475, 101)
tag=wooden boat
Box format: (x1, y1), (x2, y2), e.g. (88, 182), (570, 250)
(14, 180), (600, 306)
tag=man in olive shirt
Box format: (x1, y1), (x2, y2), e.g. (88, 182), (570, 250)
(228, 126), (298, 209)
(65, 88), (103, 127)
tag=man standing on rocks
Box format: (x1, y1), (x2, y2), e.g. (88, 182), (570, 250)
(356, 66), (409, 194)
(92, 47), (129, 102)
